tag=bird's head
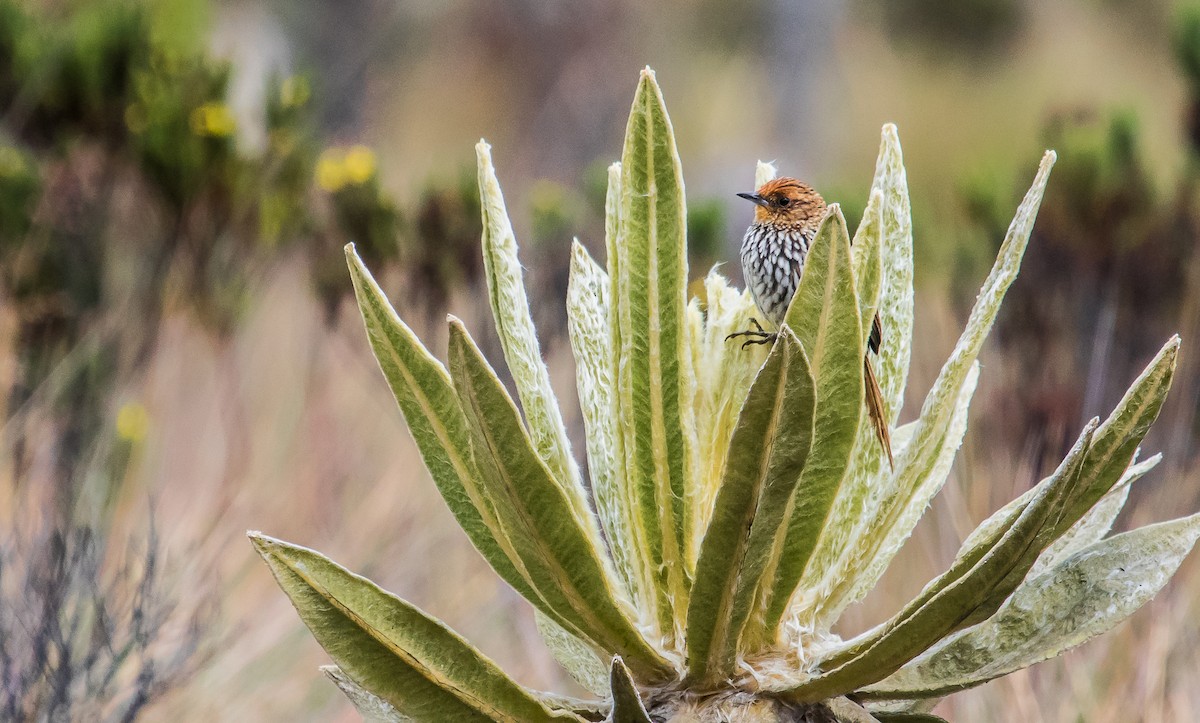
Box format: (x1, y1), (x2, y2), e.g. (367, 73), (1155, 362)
(737, 177), (826, 227)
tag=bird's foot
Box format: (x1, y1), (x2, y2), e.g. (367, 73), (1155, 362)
(725, 318), (778, 349)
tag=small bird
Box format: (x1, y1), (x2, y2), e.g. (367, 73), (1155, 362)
(728, 177), (893, 468)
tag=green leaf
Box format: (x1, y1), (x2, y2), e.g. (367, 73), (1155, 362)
(612, 67), (697, 637)
(816, 150), (1057, 626)
(608, 657), (653, 723)
(685, 329), (816, 684)
(535, 609), (611, 697)
(251, 534), (577, 723)
(476, 142), (599, 544)
(1030, 452), (1159, 577)
(344, 245), (538, 610)
(953, 337), (1178, 624)
(323, 666), (411, 722)
(788, 419), (1095, 702)
(447, 320), (673, 682)
(567, 240), (638, 607)
(794, 190), (886, 627)
(750, 206), (864, 644)
(858, 513), (1200, 700)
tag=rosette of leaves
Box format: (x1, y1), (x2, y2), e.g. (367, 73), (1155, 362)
(251, 69), (1198, 722)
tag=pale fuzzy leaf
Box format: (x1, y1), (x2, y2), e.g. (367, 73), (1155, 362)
(685, 329), (815, 684)
(871, 125), (915, 427)
(535, 610), (611, 697)
(786, 420), (1095, 702)
(251, 534), (575, 722)
(751, 206), (864, 644)
(859, 514), (1200, 699)
(804, 363), (980, 630)
(447, 321), (673, 682)
(476, 142), (596, 539)
(796, 189), (886, 617)
(323, 666), (411, 723)
(755, 160), (778, 189)
(345, 245), (538, 609)
(613, 67), (697, 639)
(1030, 453), (1160, 577)
(691, 273), (770, 549)
(567, 241), (639, 605)
(609, 657), (653, 723)
(819, 151), (1056, 624)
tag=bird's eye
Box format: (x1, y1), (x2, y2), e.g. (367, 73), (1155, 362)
(777, 197), (790, 207)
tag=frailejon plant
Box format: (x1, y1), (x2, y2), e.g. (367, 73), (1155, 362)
(250, 69), (1199, 722)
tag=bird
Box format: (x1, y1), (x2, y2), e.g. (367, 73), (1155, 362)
(727, 177), (894, 468)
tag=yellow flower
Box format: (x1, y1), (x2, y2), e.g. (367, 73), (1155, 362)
(116, 402), (150, 444)
(316, 148), (347, 192)
(343, 145), (377, 185)
(190, 102), (237, 138)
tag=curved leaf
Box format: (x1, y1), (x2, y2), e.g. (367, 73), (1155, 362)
(344, 245), (538, 608)
(612, 67), (696, 638)
(251, 534), (577, 723)
(476, 142), (597, 543)
(789, 419), (1095, 702)
(951, 337), (1178, 620)
(817, 151), (1057, 626)
(859, 513), (1200, 700)
(447, 320), (672, 681)
(1030, 452), (1159, 577)
(750, 206), (864, 644)
(685, 329), (815, 684)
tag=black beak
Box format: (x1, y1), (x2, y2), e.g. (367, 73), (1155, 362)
(737, 192), (770, 208)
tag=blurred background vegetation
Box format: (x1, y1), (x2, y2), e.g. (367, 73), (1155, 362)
(2, 0), (1200, 720)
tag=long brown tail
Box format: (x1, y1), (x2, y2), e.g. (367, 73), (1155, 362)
(864, 355), (894, 469)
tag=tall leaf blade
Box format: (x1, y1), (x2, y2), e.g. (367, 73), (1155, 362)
(685, 329), (816, 684)
(817, 151), (1057, 625)
(566, 240), (636, 605)
(447, 320), (673, 681)
(858, 514), (1200, 700)
(750, 206), (864, 642)
(250, 534), (578, 723)
(476, 142), (598, 542)
(344, 245), (537, 607)
(614, 67), (696, 637)
(796, 189), (887, 613)
(788, 420), (1095, 702)
(870, 124), (915, 427)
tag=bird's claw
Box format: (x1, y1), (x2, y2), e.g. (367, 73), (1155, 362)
(725, 318), (778, 349)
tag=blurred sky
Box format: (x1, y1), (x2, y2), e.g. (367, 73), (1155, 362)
(210, 0), (1186, 239)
